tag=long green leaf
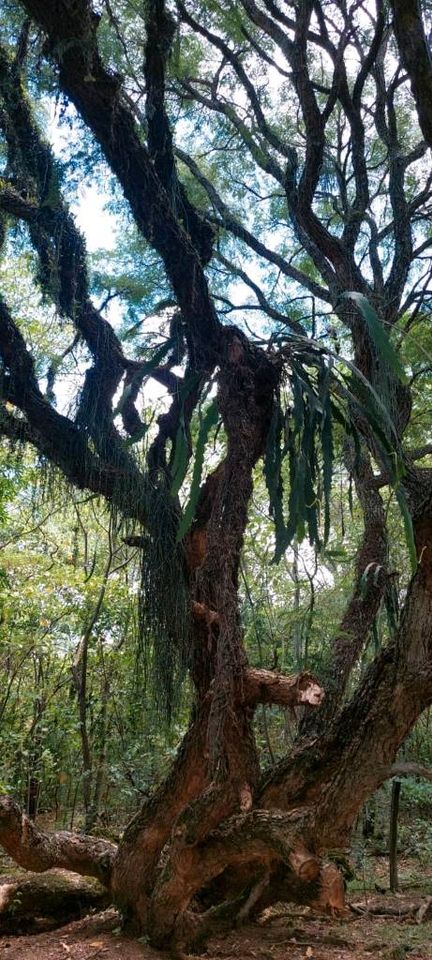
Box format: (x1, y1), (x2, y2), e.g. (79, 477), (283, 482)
(264, 402), (287, 561)
(176, 399), (219, 541)
(170, 421), (189, 498)
(170, 371), (204, 497)
(395, 487), (417, 573)
(343, 292), (406, 381)
(319, 365), (333, 545)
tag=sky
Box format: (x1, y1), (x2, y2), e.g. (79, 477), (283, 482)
(73, 186), (117, 253)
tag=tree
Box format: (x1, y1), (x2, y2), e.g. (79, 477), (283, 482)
(1, 0), (432, 952)
(0, 441), (187, 828)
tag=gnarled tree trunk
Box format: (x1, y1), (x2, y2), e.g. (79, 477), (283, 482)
(3, 533), (432, 951)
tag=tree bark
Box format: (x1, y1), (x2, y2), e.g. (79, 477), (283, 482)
(389, 780), (401, 893)
(0, 873), (109, 933)
(391, 0), (432, 148)
(0, 797), (116, 887)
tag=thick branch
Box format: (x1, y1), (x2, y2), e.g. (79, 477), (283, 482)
(0, 873), (109, 932)
(144, 0), (210, 258)
(391, 0), (432, 148)
(0, 47), (145, 440)
(149, 808), (318, 948)
(244, 668), (324, 708)
(21, 0), (221, 364)
(261, 535), (432, 844)
(387, 762), (432, 782)
(0, 796), (116, 886)
(0, 295), (149, 522)
(111, 704), (211, 916)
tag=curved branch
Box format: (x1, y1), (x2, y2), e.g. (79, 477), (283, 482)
(21, 0), (221, 364)
(215, 251), (308, 334)
(0, 295), (149, 523)
(175, 75), (285, 184)
(177, 0), (294, 163)
(149, 808), (318, 948)
(0, 796), (116, 887)
(176, 147), (332, 303)
(0, 49), (143, 440)
(144, 0), (210, 253)
(387, 762), (432, 782)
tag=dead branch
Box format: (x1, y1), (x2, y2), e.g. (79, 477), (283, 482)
(244, 668), (324, 709)
(0, 796), (116, 887)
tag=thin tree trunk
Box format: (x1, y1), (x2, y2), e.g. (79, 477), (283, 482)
(389, 780), (401, 893)
(72, 541), (114, 833)
(91, 673), (110, 826)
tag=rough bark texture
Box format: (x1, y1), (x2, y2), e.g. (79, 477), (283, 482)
(0, 797), (116, 887)
(0, 872), (110, 933)
(391, 0), (432, 147)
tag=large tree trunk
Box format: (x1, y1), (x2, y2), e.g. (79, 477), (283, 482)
(114, 520), (432, 949)
(2, 481), (432, 954)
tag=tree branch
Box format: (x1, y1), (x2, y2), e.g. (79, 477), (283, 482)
(244, 668), (324, 708)
(21, 0), (221, 364)
(176, 148), (332, 303)
(387, 762), (432, 782)
(0, 294), (149, 522)
(391, 0), (432, 148)
(0, 795), (116, 886)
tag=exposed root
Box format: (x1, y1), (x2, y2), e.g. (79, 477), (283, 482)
(149, 808), (320, 950)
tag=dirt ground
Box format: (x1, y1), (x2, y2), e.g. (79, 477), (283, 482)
(1, 858), (432, 960)
(1, 899), (432, 960)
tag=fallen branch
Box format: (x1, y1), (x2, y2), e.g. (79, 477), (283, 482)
(350, 897), (432, 921)
(0, 872), (110, 933)
(0, 796), (116, 887)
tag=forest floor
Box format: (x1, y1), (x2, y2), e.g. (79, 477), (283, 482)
(1, 856), (432, 960)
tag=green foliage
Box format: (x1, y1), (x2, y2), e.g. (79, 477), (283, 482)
(263, 400), (286, 560)
(176, 398), (219, 540)
(0, 448), (190, 820)
(342, 293), (406, 382)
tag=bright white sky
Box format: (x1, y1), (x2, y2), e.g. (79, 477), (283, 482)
(73, 186), (117, 253)
(48, 99), (117, 253)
